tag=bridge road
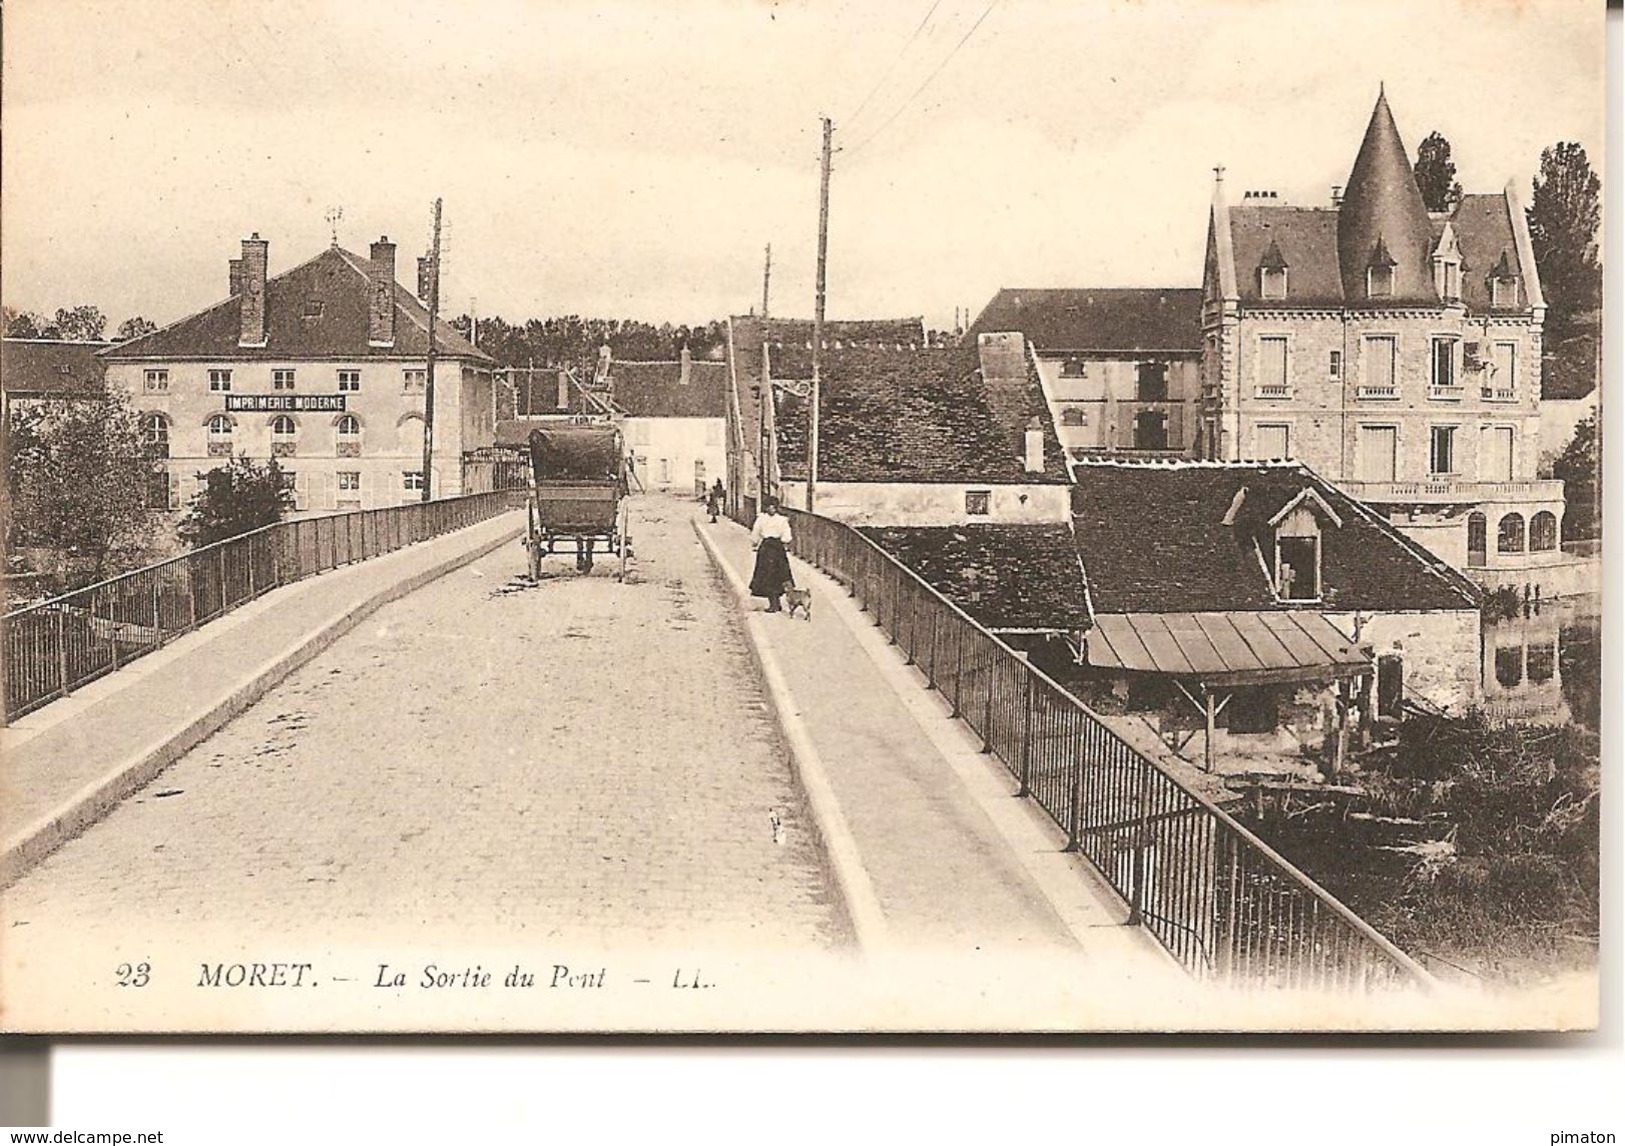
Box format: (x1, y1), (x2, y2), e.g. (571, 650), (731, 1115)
(0, 496), (847, 954)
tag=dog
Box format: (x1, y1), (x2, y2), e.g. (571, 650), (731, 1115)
(782, 584), (813, 621)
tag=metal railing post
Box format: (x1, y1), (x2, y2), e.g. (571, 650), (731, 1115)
(1065, 728), (1086, 853)
(1126, 761), (1151, 925)
(1017, 673), (1034, 797)
(55, 608), (70, 699)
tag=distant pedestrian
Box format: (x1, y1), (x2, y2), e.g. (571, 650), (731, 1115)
(749, 498), (794, 613)
(707, 478), (725, 522)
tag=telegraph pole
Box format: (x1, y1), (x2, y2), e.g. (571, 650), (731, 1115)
(420, 197), (443, 502)
(808, 117), (832, 513)
(761, 243), (773, 319)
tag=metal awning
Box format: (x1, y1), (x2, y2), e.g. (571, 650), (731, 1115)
(1085, 611), (1370, 686)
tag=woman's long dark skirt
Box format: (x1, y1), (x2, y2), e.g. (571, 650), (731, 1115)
(749, 536), (793, 598)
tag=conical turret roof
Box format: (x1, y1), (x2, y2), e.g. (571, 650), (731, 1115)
(1336, 90), (1437, 303)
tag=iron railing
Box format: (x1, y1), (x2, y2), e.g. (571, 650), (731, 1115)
(785, 507), (1432, 992)
(2, 490), (525, 723)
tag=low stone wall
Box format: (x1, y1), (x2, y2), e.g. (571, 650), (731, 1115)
(1466, 554), (1600, 600)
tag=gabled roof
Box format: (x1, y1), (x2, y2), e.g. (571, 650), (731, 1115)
(101, 246), (492, 364)
(964, 288), (1203, 353)
(859, 524), (1092, 632)
(1069, 459), (1480, 614)
(0, 338), (111, 398)
(771, 343), (1068, 485)
(611, 358), (728, 418)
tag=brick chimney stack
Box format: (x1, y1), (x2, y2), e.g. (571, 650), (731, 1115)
(556, 369), (570, 411)
(368, 236), (397, 347)
(238, 233), (269, 348)
(679, 344), (692, 385)
(228, 258), (245, 297)
(416, 256), (432, 301)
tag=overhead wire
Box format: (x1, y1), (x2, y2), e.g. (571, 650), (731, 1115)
(842, 0), (1002, 163)
(842, 0), (944, 135)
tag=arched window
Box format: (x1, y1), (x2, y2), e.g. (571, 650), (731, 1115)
(141, 413), (170, 459)
(1061, 408), (1086, 427)
(206, 414), (235, 456)
(1530, 511), (1558, 552)
(336, 413), (363, 457)
(1494, 645), (1524, 688)
(270, 415), (298, 457)
(1466, 512), (1487, 568)
(1497, 513), (1526, 554)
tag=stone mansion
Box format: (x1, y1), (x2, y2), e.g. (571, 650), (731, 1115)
(1197, 90), (1568, 592)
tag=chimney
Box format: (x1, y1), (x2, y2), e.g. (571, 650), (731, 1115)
(368, 236), (396, 347)
(238, 233), (268, 347)
(679, 344), (692, 385)
(228, 258), (244, 297)
(557, 369), (570, 411)
(416, 256), (433, 301)
(1023, 416), (1045, 474)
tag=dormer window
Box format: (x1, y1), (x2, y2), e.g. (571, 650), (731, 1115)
(1367, 237), (1397, 299)
(1490, 251), (1519, 308)
(1267, 488), (1343, 603)
(1258, 239), (1289, 300)
(1432, 224), (1462, 302)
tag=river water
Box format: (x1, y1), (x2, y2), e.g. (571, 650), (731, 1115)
(1479, 593), (1600, 732)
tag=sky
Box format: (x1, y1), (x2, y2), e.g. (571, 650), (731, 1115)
(0, 0), (1605, 335)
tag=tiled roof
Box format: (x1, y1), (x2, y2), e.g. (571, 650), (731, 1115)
(1219, 96), (1529, 315)
(611, 358), (728, 418)
(0, 338), (109, 398)
(1070, 459), (1479, 614)
(964, 288), (1203, 352)
(726, 315), (925, 474)
(101, 246), (492, 364)
(772, 344), (1068, 484)
(1228, 207), (1346, 305)
(859, 524), (1092, 631)
(1445, 194), (1526, 312)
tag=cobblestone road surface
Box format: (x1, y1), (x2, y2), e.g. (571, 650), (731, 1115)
(3, 496), (846, 952)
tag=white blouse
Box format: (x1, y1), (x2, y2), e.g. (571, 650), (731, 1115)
(751, 513), (793, 545)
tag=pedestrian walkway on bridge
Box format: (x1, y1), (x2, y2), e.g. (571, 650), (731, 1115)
(697, 511), (1172, 969)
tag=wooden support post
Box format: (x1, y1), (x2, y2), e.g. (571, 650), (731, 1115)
(1205, 686), (1216, 774)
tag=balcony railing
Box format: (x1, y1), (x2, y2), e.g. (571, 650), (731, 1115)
(1356, 384), (1399, 400)
(784, 507), (1433, 992)
(1481, 386), (1518, 402)
(1339, 478), (1564, 505)
(2, 489), (525, 723)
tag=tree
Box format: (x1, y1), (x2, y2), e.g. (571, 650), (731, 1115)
(6, 391), (156, 582)
(1527, 141), (1602, 329)
(50, 305), (107, 342)
(114, 316), (158, 342)
(1413, 131), (1462, 212)
(177, 455), (293, 548)
(1551, 412), (1600, 542)
(3, 307), (48, 338)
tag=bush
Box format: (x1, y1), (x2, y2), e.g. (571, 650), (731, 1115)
(177, 455), (293, 548)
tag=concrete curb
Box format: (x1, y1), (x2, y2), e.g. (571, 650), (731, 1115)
(0, 517), (524, 889)
(690, 517), (891, 954)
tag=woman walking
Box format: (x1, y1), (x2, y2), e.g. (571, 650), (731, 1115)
(706, 478), (725, 523)
(748, 498), (794, 613)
